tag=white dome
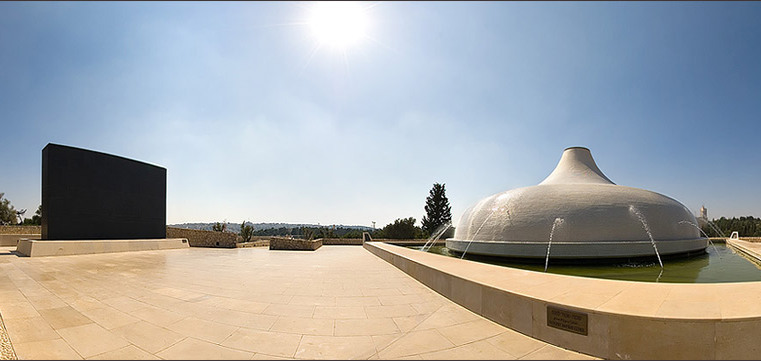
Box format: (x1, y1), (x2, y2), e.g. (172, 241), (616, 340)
(447, 147), (707, 259)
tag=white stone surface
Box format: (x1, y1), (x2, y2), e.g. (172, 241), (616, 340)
(449, 147), (707, 258)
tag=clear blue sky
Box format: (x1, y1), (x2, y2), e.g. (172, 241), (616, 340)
(1, 2), (760, 227)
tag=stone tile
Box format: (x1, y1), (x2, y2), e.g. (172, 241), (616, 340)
(409, 301), (442, 314)
(88, 345), (159, 360)
(0, 245), (593, 360)
(131, 305), (186, 327)
(335, 318), (400, 336)
(244, 293), (293, 305)
(520, 344), (596, 360)
(198, 296), (270, 314)
(153, 287), (207, 301)
(435, 304), (481, 323)
(313, 306), (366, 319)
(365, 304), (419, 319)
(420, 339), (515, 360)
(101, 296), (149, 313)
(323, 287), (364, 297)
(387, 356), (423, 360)
(136, 294), (186, 309)
(0, 301), (41, 320)
(38, 306), (94, 330)
(167, 317), (239, 344)
(269, 316), (334, 336)
(3, 316), (60, 344)
(13, 338), (83, 360)
(57, 323), (131, 358)
(111, 321), (185, 354)
(156, 337), (254, 359)
(79, 306), (140, 330)
(392, 314), (429, 333)
(67, 296), (108, 312)
(262, 304), (315, 318)
(288, 295), (336, 307)
(410, 310), (461, 331)
(377, 329), (456, 359)
(335, 296), (381, 307)
(371, 334), (401, 354)
(249, 353), (295, 360)
(437, 319), (507, 346)
(378, 294), (425, 306)
(362, 288), (403, 297)
(233, 313), (280, 331)
(294, 335), (376, 359)
(486, 331), (547, 358)
(26, 293), (68, 310)
(221, 328), (302, 358)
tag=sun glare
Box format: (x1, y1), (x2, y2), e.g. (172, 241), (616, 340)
(307, 2), (370, 50)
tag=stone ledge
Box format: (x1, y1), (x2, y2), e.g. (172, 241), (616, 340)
(16, 238), (189, 257)
(0, 234), (39, 247)
(364, 241), (761, 360)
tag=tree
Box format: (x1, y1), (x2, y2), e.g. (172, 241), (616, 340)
(421, 183), (452, 236)
(32, 205), (42, 225)
(382, 217), (424, 239)
(239, 220), (254, 242)
(702, 216), (761, 237)
(212, 222), (227, 232)
(0, 193), (16, 225)
(302, 227), (315, 240)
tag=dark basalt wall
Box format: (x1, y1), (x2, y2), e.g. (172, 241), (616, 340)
(42, 143), (166, 240)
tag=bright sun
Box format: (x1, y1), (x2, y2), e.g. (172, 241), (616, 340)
(307, 2), (370, 50)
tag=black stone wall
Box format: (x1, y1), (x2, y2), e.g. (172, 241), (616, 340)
(42, 144), (167, 240)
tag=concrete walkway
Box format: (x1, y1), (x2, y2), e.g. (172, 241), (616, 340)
(0, 246), (592, 360)
(726, 238), (761, 263)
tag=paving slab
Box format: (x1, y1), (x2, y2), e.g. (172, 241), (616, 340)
(0, 246), (589, 359)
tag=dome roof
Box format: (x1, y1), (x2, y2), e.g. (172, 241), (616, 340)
(448, 147), (707, 259)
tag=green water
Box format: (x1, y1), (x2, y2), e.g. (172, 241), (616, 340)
(411, 243), (761, 283)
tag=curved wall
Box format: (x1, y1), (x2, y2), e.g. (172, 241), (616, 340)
(365, 242), (761, 360)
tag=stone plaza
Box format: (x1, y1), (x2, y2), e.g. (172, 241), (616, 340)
(0, 245), (591, 360)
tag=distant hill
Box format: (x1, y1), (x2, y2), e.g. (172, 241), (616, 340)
(168, 222), (374, 234)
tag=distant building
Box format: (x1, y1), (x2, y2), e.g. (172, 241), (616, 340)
(697, 205), (708, 227)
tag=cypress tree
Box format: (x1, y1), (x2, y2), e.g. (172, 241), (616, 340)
(421, 183), (452, 235)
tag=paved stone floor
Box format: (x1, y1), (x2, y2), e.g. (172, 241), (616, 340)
(0, 246), (593, 360)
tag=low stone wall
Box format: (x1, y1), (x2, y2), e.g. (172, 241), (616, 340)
(364, 241), (761, 360)
(0, 226), (41, 235)
(318, 238), (444, 246)
(269, 237), (322, 251)
(166, 227), (237, 248)
(322, 238), (363, 245)
(0, 234), (40, 247)
(237, 240), (269, 248)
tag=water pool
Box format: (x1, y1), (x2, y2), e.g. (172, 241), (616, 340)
(411, 243), (761, 283)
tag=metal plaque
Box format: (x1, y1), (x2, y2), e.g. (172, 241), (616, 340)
(547, 306), (588, 335)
